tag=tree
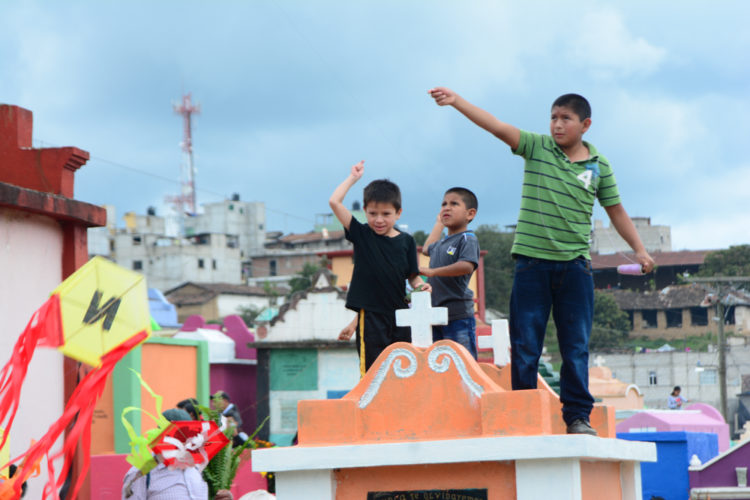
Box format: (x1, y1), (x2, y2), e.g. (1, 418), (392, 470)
(262, 281), (281, 306)
(590, 290), (630, 351)
(412, 230), (428, 247)
(287, 262), (321, 296)
(473, 225), (515, 314)
(698, 245), (750, 277)
(236, 304), (262, 327)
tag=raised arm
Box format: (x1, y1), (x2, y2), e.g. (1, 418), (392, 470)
(604, 203), (656, 273)
(428, 87), (521, 150)
(328, 161), (364, 231)
(421, 215), (444, 256)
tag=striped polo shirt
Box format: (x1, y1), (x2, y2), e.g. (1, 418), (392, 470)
(510, 130), (620, 261)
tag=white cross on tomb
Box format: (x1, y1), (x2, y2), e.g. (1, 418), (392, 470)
(477, 319), (510, 367)
(395, 291), (448, 348)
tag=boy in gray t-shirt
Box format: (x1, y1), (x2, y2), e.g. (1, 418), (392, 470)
(420, 187), (480, 359)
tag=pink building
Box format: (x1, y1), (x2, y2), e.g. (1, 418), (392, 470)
(617, 403), (730, 452)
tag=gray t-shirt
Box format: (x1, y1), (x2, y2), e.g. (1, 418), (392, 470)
(427, 231), (480, 321)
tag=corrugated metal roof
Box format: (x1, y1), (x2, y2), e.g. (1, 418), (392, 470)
(591, 250), (712, 270)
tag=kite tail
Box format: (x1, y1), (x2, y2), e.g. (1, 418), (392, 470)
(9, 329), (148, 500)
(0, 295), (62, 456)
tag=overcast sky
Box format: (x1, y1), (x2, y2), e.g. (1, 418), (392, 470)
(2, 1), (748, 251)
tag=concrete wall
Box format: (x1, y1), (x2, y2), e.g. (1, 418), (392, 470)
(264, 290), (355, 342)
(184, 200), (266, 257)
(268, 348), (359, 446)
(593, 347), (750, 422)
(592, 217), (671, 254)
(115, 233), (242, 291)
(0, 208), (65, 499)
(216, 294), (272, 318)
(251, 252), (322, 279)
(628, 306), (750, 340)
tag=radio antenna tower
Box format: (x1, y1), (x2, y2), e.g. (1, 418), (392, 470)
(171, 93), (200, 215)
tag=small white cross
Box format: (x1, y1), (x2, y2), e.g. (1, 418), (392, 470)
(395, 291), (448, 348)
(477, 319), (510, 367)
(593, 355), (606, 367)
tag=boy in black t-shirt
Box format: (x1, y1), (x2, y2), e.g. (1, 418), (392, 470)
(329, 160), (431, 376)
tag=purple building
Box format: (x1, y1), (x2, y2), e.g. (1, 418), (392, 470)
(178, 314), (258, 430)
(690, 439), (750, 498)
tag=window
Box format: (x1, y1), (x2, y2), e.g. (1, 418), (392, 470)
(270, 260), (277, 277)
(666, 309), (682, 328)
(726, 306), (736, 325)
(198, 258), (205, 269)
(133, 236), (142, 246)
(700, 368), (718, 385)
(133, 260), (143, 271)
(642, 310), (657, 329)
(648, 371), (658, 385)
(212, 259), (217, 270)
(690, 307), (708, 326)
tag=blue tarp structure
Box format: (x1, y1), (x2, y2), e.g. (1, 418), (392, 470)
(617, 431), (718, 500)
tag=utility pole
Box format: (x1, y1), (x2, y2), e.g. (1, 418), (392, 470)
(690, 276), (750, 422)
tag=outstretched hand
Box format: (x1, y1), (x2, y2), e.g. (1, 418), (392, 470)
(338, 317), (357, 341)
(428, 87), (457, 106)
(636, 251), (656, 274)
(351, 160), (364, 180)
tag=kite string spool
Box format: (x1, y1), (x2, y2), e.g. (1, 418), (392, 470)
(617, 263), (644, 275)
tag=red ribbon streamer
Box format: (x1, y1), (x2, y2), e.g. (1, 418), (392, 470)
(5, 329), (148, 499)
(0, 295), (62, 453)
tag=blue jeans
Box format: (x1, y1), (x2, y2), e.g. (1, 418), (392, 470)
(509, 255), (594, 425)
(432, 317), (477, 359)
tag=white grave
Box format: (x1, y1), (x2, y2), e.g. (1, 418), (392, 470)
(395, 291), (447, 347)
(478, 319), (511, 367)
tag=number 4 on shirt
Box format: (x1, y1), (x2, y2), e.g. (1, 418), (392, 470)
(577, 169), (593, 189)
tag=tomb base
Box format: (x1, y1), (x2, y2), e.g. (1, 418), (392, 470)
(252, 341), (655, 499)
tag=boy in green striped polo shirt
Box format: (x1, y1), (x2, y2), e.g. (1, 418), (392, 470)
(428, 87), (655, 435)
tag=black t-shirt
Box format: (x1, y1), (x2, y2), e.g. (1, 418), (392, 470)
(345, 217), (419, 316)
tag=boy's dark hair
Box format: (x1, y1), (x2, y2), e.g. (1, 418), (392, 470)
(363, 179), (401, 211)
(552, 94), (591, 121)
(214, 390), (231, 402)
(445, 187), (478, 212)
(177, 397), (199, 419)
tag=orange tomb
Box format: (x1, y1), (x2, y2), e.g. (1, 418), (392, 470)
(252, 340), (656, 499)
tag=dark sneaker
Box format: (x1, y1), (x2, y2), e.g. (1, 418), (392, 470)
(566, 418), (597, 436)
